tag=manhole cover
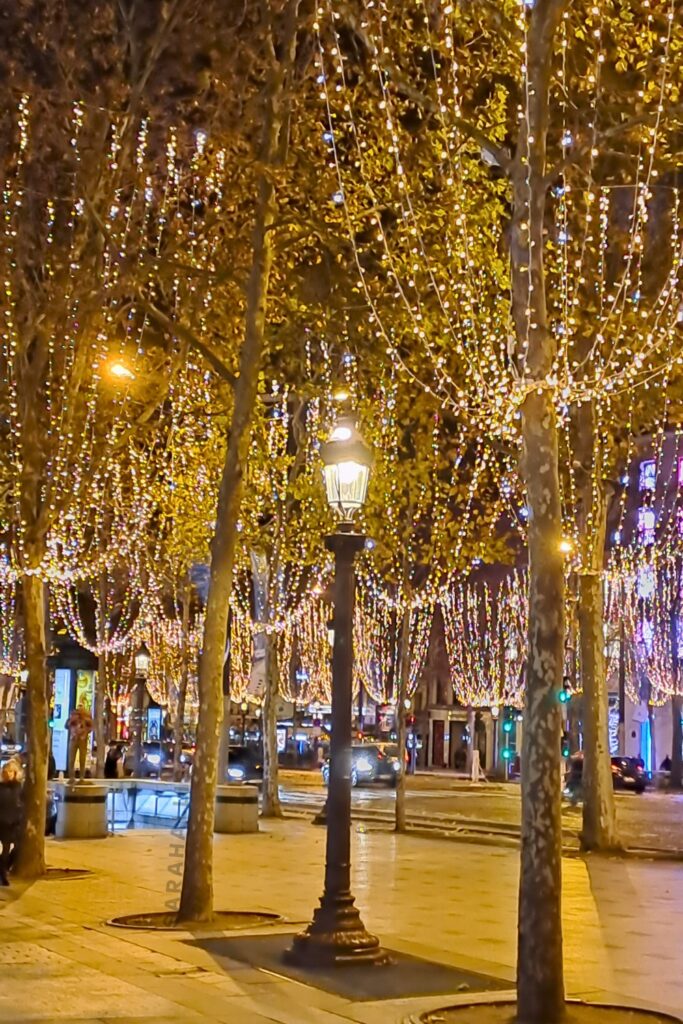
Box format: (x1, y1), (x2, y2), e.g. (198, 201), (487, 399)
(107, 910), (281, 931)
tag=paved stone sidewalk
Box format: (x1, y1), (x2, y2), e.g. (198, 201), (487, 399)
(0, 820), (681, 1023)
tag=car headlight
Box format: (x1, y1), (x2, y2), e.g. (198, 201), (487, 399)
(356, 757), (372, 772)
(392, 761), (400, 771)
(146, 754), (161, 765)
(228, 766), (246, 780)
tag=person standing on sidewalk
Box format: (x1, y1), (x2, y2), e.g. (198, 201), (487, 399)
(0, 757), (23, 885)
(66, 704), (94, 783)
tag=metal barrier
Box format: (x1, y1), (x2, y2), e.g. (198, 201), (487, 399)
(101, 779), (191, 831)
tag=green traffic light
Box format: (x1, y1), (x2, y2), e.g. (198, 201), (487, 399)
(502, 747), (513, 760)
(558, 689), (571, 703)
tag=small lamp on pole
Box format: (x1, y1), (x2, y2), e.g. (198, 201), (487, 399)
(287, 415), (385, 967)
(132, 642), (150, 778)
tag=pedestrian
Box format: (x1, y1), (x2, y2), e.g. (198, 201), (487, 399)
(0, 757), (23, 885)
(104, 741), (123, 780)
(66, 704), (94, 783)
(565, 752), (583, 805)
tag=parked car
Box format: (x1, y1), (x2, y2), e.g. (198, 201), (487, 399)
(321, 743), (401, 788)
(226, 745), (263, 783)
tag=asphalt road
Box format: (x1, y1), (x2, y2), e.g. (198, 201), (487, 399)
(279, 772), (683, 853)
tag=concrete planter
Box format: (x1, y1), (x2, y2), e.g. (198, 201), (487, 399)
(413, 1000), (682, 1024)
(214, 783), (259, 834)
(56, 782), (108, 839)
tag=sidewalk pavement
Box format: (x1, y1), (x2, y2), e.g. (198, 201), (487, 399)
(0, 819), (681, 1023)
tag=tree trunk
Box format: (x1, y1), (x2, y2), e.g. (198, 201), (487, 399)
(14, 574), (48, 879)
(671, 695), (683, 789)
(261, 633), (283, 818)
(465, 706), (476, 776)
(94, 572), (108, 778)
(511, 3), (567, 1019)
(173, 578), (192, 781)
(648, 701), (657, 777)
(669, 578), (683, 788)
(395, 604), (411, 833)
(177, 13), (298, 918)
(578, 569), (620, 850)
(571, 339), (619, 848)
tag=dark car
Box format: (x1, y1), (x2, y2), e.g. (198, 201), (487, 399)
(227, 745), (263, 784)
(121, 740), (195, 778)
(321, 743), (400, 788)
(611, 756), (647, 793)
(565, 752), (647, 797)
(123, 741), (169, 778)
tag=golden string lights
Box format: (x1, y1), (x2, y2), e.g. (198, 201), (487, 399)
(441, 573), (527, 710)
(0, 578), (20, 677)
(139, 614), (203, 711)
(1, 96), (235, 588)
(313, 0), (683, 575)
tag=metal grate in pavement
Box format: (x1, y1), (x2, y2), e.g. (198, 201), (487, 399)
(191, 932), (510, 1001)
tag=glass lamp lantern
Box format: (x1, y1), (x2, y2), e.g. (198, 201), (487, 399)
(134, 642), (151, 678)
(320, 416), (373, 522)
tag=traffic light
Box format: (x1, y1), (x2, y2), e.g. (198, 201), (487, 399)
(558, 678), (572, 704)
(561, 732), (571, 758)
(502, 747), (513, 761)
(502, 707), (515, 733)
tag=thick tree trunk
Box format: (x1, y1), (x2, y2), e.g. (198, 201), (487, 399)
(395, 604), (411, 833)
(14, 574), (48, 879)
(511, 3), (567, 1019)
(578, 569), (620, 850)
(173, 579), (192, 782)
(517, 395), (566, 1023)
(177, 14), (298, 918)
(261, 633), (282, 818)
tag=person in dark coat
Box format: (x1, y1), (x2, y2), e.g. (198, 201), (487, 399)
(104, 742), (123, 780)
(0, 758), (23, 885)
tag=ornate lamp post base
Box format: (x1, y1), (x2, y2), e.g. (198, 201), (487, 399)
(286, 893), (387, 966)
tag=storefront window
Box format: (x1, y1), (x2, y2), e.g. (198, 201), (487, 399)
(639, 460), (656, 492)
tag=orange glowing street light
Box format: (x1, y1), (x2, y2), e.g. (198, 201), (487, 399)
(108, 360), (135, 381)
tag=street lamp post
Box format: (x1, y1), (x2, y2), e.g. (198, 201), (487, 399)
(127, 642), (150, 828)
(132, 643), (150, 777)
(287, 416), (385, 967)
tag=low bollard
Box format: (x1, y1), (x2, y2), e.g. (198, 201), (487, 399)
(214, 784), (259, 834)
(56, 782), (108, 839)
